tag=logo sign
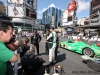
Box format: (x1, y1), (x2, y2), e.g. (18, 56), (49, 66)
(67, 0), (77, 13)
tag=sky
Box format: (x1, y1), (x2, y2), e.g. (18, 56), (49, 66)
(2, 0), (91, 21)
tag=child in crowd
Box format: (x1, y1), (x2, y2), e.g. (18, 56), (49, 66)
(20, 37), (30, 58)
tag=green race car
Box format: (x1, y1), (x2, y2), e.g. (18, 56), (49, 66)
(59, 40), (100, 57)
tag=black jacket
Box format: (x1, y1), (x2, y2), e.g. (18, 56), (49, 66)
(31, 34), (41, 44)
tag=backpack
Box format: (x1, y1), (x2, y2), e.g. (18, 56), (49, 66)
(21, 51), (43, 74)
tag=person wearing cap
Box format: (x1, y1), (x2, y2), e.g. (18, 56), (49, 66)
(46, 26), (57, 65)
(31, 30), (41, 55)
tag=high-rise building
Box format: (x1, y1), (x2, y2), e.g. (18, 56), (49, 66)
(35, 19), (42, 24)
(42, 7), (62, 28)
(0, 1), (6, 14)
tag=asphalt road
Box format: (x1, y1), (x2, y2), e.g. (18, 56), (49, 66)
(18, 37), (100, 75)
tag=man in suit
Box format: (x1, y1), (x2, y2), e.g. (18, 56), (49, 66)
(31, 30), (41, 55)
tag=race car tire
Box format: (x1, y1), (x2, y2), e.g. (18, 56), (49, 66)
(87, 59), (100, 72)
(83, 48), (94, 57)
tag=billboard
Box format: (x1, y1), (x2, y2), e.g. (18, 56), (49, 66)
(25, 0), (37, 10)
(7, 0), (23, 4)
(26, 8), (37, 20)
(91, 0), (100, 10)
(67, 0), (77, 13)
(7, 6), (24, 17)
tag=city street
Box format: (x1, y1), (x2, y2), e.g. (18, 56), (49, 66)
(0, 0), (100, 75)
(18, 37), (100, 75)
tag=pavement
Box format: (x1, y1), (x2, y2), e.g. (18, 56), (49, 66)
(17, 37), (100, 75)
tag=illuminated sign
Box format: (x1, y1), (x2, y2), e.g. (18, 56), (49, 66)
(67, 0), (77, 13)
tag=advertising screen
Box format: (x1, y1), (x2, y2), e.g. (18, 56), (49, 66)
(67, 0), (77, 13)
(7, 6), (24, 17)
(67, 28), (73, 32)
(26, 8), (37, 20)
(7, 0), (23, 4)
(25, 0), (37, 10)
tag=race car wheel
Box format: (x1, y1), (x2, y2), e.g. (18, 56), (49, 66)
(83, 48), (94, 57)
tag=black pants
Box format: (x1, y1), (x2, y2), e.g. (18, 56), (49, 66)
(6, 62), (13, 75)
(55, 44), (58, 59)
(45, 42), (49, 54)
(34, 43), (39, 55)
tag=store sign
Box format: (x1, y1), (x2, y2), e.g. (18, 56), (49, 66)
(67, 0), (77, 13)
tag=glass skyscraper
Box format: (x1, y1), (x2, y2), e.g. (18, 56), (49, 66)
(42, 7), (62, 28)
(35, 19), (42, 24)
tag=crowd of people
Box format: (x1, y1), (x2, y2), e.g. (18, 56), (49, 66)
(0, 20), (59, 75)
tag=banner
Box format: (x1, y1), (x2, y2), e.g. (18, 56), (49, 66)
(7, 6), (24, 17)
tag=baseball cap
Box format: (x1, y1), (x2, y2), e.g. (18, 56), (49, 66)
(50, 26), (55, 29)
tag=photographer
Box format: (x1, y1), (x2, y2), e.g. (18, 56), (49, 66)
(0, 20), (18, 75)
(5, 34), (22, 75)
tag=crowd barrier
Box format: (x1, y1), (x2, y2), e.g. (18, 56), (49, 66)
(67, 36), (100, 42)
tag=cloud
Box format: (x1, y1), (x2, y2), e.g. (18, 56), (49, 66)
(48, 3), (56, 8)
(77, 0), (90, 13)
(38, 3), (56, 14)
